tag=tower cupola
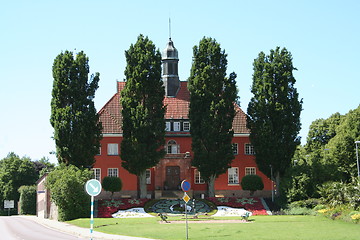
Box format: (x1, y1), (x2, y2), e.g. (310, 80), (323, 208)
(162, 38), (180, 97)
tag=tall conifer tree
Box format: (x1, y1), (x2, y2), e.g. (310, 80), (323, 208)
(51, 51), (101, 167)
(120, 35), (165, 198)
(188, 37), (238, 197)
(247, 47), (302, 192)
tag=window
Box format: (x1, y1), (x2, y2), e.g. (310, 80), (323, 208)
(232, 143), (238, 155)
(146, 169), (151, 184)
(108, 168), (118, 177)
(167, 140), (179, 154)
(228, 167), (239, 184)
(245, 144), (255, 155)
(173, 122), (181, 131)
(183, 122), (190, 131)
(245, 167), (256, 175)
(165, 122), (171, 131)
(194, 169), (205, 184)
(97, 146), (101, 155)
(93, 168), (101, 181)
(107, 143), (119, 155)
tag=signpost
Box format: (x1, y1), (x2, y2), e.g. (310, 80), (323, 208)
(85, 179), (102, 240)
(181, 180), (191, 240)
(4, 200), (14, 216)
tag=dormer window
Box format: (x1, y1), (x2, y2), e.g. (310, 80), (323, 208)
(173, 122), (181, 131)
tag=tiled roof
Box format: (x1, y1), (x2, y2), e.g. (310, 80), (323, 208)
(99, 81), (250, 134)
(164, 81), (190, 119)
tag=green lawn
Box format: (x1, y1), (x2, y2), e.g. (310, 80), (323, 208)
(68, 215), (360, 240)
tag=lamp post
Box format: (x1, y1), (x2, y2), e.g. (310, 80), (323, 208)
(355, 141), (360, 178)
(270, 164), (274, 202)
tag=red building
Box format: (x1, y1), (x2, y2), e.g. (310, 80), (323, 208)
(93, 38), (272, 199)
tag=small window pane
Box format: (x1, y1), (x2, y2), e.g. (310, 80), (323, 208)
(173, 122), (180, 131)
(108, 143), (119, 155)
(183, 122), (190, 131)
(108, 168), (118, 177)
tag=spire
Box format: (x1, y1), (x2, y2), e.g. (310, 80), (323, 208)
(169, 18), (172, 40)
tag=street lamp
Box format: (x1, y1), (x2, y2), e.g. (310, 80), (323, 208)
(355, 141), (360, 178)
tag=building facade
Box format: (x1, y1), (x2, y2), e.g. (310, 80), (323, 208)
(93, 38), (273, 199)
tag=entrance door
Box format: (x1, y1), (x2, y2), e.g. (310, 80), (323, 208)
(165, 166), (180, 190)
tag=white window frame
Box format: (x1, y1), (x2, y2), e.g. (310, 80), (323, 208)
(146, 169), (151, 184)
(108, 168), (118, 177)
(107, 143), (119, 155)
(228, 167), (239, 184)
(167, 140), (179, 154)
(165, 122), (171, 131)
(245, 144), (255, 155)
(245, 167), (256, 175)
(183, 122), (190, 131)
(232, 143), (238, 155)
(93, 168), (101, 181)
(194, 169), (205, 184)
(97, 146), (101, 155)
(173, 122), (181, 131)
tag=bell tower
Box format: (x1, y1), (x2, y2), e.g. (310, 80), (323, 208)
(162, 38), (180, 97)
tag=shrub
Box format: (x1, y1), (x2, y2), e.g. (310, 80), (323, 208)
(45, 165), (93, 221)
(241, 175), (264, 195)
(18, 185), (36, 215)
(284, 206), (314, 215)
(102, 176), (122, 198)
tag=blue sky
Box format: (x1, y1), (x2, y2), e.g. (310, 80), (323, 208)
(1, 0), (359, 163)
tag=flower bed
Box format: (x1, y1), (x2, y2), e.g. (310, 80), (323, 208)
(207, 197), (268, 215)
(97, 199), (150, 218)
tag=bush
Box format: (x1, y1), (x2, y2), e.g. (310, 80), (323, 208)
(241, 175), (264, 195)
(318, 178), (360, 210)
(45, 165), (93, 221)
(18, 185), (36, 215)
(102, 176), (122, 198)
(284, 206), (314, 215)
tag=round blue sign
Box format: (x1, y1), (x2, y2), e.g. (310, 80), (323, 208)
(181, 180), (191, 192)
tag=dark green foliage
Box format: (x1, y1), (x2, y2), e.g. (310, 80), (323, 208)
(247, 47), (302, 188)
(50, 50), (102, 168)
(241, 175), (264, 195)
(18, 185), (36, 215)
(45, 165), (92, 221)
(188, 37), (238, 197)
(0, 153), (38, 204)
(102, 176), (122, 198)
(120, 35), (165, 198)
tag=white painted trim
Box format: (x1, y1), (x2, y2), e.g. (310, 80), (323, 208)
(102, 133), (123, 137)
(233, 133), (250, 137)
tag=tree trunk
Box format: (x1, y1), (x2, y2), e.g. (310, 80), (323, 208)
(207, 175), (216, 197)
(275, 171), (281, 196)
(138, 170), (147, 199)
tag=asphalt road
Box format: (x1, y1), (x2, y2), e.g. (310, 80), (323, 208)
(0, 216), (84, 240)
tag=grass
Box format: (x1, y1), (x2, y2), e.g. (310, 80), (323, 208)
(67, 215), (360, 240)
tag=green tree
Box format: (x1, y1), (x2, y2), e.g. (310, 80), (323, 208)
(102, 176), (122, 199)
(120, 35), (166, 198)
(18, 185), (37, 215)
(0, 153), (37, 204)
(305, 113), (343, 152)
(241, 175), (264, 196)
(247, 47), (302, 193)
(50, 50), (102, 168)
(327, 105), (360, 180)
(188, 37), (238, 197)
(45, 164), (92, 221)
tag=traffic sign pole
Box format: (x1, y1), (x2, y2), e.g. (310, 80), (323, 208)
(90, 195), (94, 240)
(85, 179), (102, 240)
